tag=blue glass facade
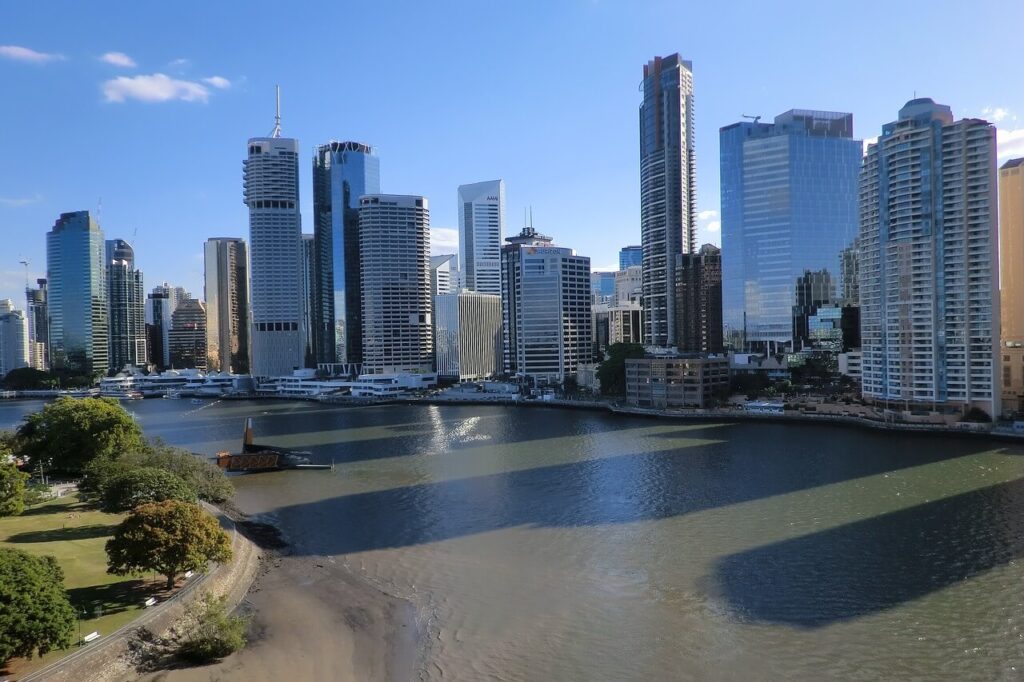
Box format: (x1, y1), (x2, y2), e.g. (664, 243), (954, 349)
(313, 141), (380, 365)
(47, 211), (108, 375)
(720, 110), (861, 352)
(619, 245), (643, 270)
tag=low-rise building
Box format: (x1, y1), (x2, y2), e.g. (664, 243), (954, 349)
(838, 350), (862, 380)
(626, 355), (729, 408)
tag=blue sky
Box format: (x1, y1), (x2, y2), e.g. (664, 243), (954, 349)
(2, 0), (1023, 305)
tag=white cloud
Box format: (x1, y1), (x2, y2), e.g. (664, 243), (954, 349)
(983, 106), (1012, 123)
(102, 73), (210, 103)
(202, 76), (231, 90)
(998, 127), (1024, 161)
(0, 194), (42, 207)
(593, 263), (619, 273)
(697, 209), (718, 221)
(431, 227), (459, 255)
(706, 221), (721, 232)
(100, 51), (136, 68)
(0, 45), (63, 64)
(169, 58), (190, 68)
(696, 207), (721, 247)
(862, 135), (879, 153)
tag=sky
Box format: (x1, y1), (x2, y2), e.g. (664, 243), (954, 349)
(2, 0), (1024, 306)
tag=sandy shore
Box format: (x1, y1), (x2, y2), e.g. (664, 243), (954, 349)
(134, 546), (419, 682)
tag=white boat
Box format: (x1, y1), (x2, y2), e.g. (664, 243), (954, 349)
(190, 398), (204, 405)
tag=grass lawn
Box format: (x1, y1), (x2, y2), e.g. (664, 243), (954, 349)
(0, 494), (165, 677)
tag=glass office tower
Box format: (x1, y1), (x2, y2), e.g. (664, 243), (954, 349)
(46, 211), (108, 376)
(720, 110), (861, 352)
(313, 141), (380, 370)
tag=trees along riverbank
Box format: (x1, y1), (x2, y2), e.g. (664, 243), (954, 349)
(0, 397), (242, 675)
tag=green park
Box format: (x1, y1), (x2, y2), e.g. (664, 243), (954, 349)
(0, 397), (244, 678)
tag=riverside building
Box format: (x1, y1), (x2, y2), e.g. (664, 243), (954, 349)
(675, 243), (723, 353)
(640, 54), (696, 347)
(106, 239), (147, 371)
(501, 225), (592, 384)
(458, 180), (505, 295)
(312, 140), (380, 367)
(359, 195), (433, 374)
(434, 291), (502, 381)
(204, 237), (250, 374)
(169, 298), (207, 370)
(860, 99), (999, 417)
(46, 210), (108, 376)
(244, 89), (304, 378)
(720, 110), (861, 352)
(1000, 158), (1024, 413)
(619, 245), (643, 270)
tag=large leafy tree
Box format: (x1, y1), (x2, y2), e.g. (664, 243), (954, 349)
(0, 548), (76, 663)
(16, 397), (144, 474)
(596, 343), (647, 396)
(106, 500), (233, 590)
(84, 442), (233, 504)
(100, 467), (197, 513)
(0, 459), (29, 517)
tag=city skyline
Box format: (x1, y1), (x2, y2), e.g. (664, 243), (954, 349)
(3, 2), (1024, 305)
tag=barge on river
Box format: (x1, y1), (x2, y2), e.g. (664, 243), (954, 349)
(213, 417), (332, 472)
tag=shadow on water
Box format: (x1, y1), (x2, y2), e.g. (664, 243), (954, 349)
(268, 425), (1004, 558)
(711, 476), (1024, 628)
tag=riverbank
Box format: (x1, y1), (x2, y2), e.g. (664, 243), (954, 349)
(157, 549), (418, 682)
(389, 394), (1024, 442)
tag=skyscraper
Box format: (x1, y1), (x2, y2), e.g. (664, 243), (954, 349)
(501, 225), (592, 383)
(619, 245), (643, 270)
(312, 141), (380, 366)
(359, 195), (433, 374)
(720, 110), (862, 353)
(640, 54), (695, 347)
(791, 269), (835, 351)
(244, 89), (304, 377)
(458, 180), (505, 295)
(46, 211), (108, 376)
(145, 282), (191, 370)
(300, 233), (316, 367)
(204, 237), (250, 374)
(434, 291), (502, 381)
(999, 158), (1024, 412)
(860, 99), (999, 417)
(106, 239), (147, 371)
(169, 298), (207, 370)
(0, 299), (29, 378)
(839, 243), (860, 307)
(675, 244), (723, 353)
(25, 278), (48, 371)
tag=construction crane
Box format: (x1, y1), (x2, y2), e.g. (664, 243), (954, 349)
(18, 257), (30, 291)
(742, 114), (762, 124)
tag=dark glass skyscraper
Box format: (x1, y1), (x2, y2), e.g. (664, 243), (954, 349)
(106, 238), (147, 371)
(720, 110), (861, 352)
(312, 141), (380, 370)
(675, 244), (723, 353)
(640, 54), (695, 348)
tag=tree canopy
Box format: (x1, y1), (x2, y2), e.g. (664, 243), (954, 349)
(16, 397), (145, 474)
(0, 460), (29, 517)
(596, 343), (647, 395)
(84, 442), (233, 504)
(0, 548), (76, 663)
(101, 467), (197, 513)
(106, 500), (233, 590)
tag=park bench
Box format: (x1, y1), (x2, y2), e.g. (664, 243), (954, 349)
(82, 632), (100, 644)
(144, 597), (157, 607)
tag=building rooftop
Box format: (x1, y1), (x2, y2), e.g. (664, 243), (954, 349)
(1002, 158), (1024, 171)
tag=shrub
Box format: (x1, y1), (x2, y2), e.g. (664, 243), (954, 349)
(0, 549), (76, 663)
(177, 592), (249, 663)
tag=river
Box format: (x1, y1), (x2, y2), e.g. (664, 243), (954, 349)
(4, 398), (1024, 680)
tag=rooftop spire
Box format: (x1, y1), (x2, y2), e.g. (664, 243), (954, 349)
(270, 85), (282, 138)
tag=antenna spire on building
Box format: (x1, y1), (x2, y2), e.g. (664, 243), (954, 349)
(270, 85), (282, 138)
